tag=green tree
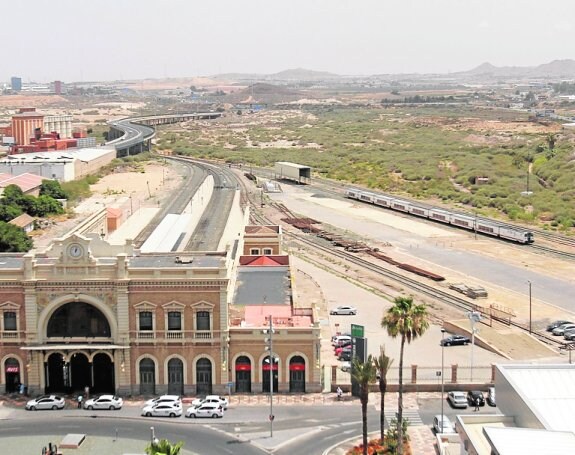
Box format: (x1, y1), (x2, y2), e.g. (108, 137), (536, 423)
(28, 195), (64, 217)
(381, 296), (429, 455)
(0, 221), (33, 252)
(0, 203), (23, 222)
(2, 184), (25, 206)
(351, 355), (377, 455)
(145, 438), (184, 455)
(546, 133), (556, 150)
(373, 345), (393, 442)
(40, 180), (68, 199)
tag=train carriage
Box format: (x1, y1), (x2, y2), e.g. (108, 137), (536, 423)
(373, 195), (394, 208)
(391, 199), (410, 212)
(449, 213), (475, 230)
(475, 220), (500, 238)
(408, 204), (429, 218)
(499, 226), (534, 244)
(428, 208), (451, 223)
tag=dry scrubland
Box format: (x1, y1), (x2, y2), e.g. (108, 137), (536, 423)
(157, 105), (575, 233)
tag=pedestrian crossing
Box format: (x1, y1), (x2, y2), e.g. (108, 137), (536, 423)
(383, 409), (423, 426)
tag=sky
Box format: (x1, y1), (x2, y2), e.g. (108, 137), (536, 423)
(2, 0), (575, 83)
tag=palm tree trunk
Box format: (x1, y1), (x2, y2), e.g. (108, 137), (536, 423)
(379, 380), (385, 442)
(397, 336), (405, 455)
(362, 391), (368, 455)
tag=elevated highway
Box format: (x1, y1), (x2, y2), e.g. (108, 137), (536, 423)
(107, 112), (222, 157)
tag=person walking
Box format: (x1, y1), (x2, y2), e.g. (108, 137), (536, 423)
(77, 394), (83, 409)
(474, 397), (480, 411)
(336, 386), (343, 401)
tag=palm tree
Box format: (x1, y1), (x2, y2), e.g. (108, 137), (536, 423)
(381, 296), (429, 455)
(373, 345), (393, 442)
(351, 355), (377, 455)
(145, 438), (184, 455)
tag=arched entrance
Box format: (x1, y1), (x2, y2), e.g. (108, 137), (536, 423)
(235, 356), (251, 393)
(69, 352), (90, 392)
(196, 358), (212, 395)
(46, 353), (66, 393)
(262, 356), (278, 393)
(139, 358), (155, 395)
(93, 353), (114, 393)
(4, 358), (20, 393)
(167, 358), (184, 395)
(47, 302), (111, 338)
(289, 356), (306, 393)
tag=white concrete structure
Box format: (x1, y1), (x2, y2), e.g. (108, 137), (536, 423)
(44, 114), (73, 138)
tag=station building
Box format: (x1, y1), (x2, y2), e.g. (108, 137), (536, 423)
(0, 223), (321, 396)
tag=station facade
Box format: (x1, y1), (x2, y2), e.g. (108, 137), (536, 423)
(0, 225), (321, 396)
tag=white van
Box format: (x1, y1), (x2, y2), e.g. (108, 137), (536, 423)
(332, 335), (351, 347)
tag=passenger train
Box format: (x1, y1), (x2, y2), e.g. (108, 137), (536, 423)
(346, 188), (534, 244)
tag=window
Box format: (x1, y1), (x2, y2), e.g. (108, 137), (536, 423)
(250, 248), (260, 255)
(3, 312), (16, 331)
(196, 311), (210, 331)
(168, 311), (182, 331)
(263, 248), (272, 255)
(139, 311), (153, 331)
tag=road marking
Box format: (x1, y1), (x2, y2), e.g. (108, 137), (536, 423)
(384, 409), (423, 426)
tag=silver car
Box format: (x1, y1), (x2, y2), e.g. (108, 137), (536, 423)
(447, 391), (468, 409)
(26, 395), (65, 411)
(141, 402), (182, 418)
(84, 395), (123, 410)
(330, 306), (357, 315)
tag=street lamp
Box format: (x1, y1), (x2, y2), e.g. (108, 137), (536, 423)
(441, 328), (446, 433)
(528, 280), (532, 334)
(150, 426), (158, 445)
(468, 311), (481, 382)
(263, 315), (275, 438)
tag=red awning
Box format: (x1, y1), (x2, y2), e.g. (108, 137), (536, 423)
(289, 363), (305, 371)
(6, 366), (19, 373)
(235, 364), (251, 371)
(262, 364), (278, 371)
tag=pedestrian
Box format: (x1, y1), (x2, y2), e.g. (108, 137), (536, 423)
(474, 397), (480, 411)
(84, 385), (90, 400)
(77, 394), (83, 409)
(336, 386), (343, 401)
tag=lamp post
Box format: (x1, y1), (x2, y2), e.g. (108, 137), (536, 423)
(468, 311), (481, 382)
(441, 328), (446, 433)
(528, 280), (532, 334)
(264, 315), (274, 438)
(150, 426), (156, 445)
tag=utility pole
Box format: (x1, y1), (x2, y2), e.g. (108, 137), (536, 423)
(528, 281), (532, 334)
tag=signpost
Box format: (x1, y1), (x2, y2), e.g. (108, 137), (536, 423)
(350, 324), (366, 397)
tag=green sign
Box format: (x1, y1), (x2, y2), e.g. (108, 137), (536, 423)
(351, 324), (364, 338)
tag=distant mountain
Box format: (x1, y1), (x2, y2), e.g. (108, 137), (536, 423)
(212, 68), (339, 82)
(462, 59), (575, 78)
(222, 82), (310, 104)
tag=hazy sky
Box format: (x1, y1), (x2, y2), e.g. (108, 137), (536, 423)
(2, 0), (574, 83)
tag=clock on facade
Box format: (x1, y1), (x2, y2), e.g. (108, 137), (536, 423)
(67, 243), (84, 258)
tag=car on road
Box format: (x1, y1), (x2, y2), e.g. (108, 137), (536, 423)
(84, 395), (123, 410)
(25, 395), (65, 411)
(141, 402), (182, 418)
(447, 391), (468, 409)
(433, 414), (455, 434)
(335, 343), (352, 356)
(467, 390), (485, 407)
(332, 335), (352, 347)
(185, 403), (224, 418)
(331, 333), (350, 344)
(440, 335), (471, 346)
(487, 387), (496, 407)
(144, 395), (181, 407)
(546, 320), (572, 332)
(329, 306), (357, 316)
(552, 323), (575, 336)
(191, 395), (229, 410)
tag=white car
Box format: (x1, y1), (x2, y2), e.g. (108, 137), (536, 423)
(330, 306), (357, 316)
(185, 403), (224, 418)
(191, 395), (228, 410)
(340, 361), (352, 373)
(433, 414), (455, 434)
(26, 395), (65, 411)
(84, 395), (123, 410)
(141, 402), (182, 418)
(144, 395), (181, 407)
(447, 391), (468, 409)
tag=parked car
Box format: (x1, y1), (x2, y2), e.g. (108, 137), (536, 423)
(335, 344), (352, 356)
(467, 390), (485, 406)
(25, 395), (65, 411)
(191, 395), (229, 410)
(552, 323), (575, 336)
(487, 387), (496, 407)
(141, 402), (182, 418)
(144, 395), (181, 407)
(330, 306), (357, 316)
(433, 414), (455, 434)
(340, 361), (352, 372)
(185, 403), (224, 418)
(546, 320), (572, 332)
(339, 351), (351, 361)
(564, 330), (575, 341)
(440, 335), (471, 346)
(84, 395), (123, 410)
(331, 333), (350, 343)
(447, 391), (468, 409)
(332, 335), (352, 347)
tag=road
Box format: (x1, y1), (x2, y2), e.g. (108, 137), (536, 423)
(0, 398), (499, 454)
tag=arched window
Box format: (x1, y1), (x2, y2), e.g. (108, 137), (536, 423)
(47, 303), (110, 338)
